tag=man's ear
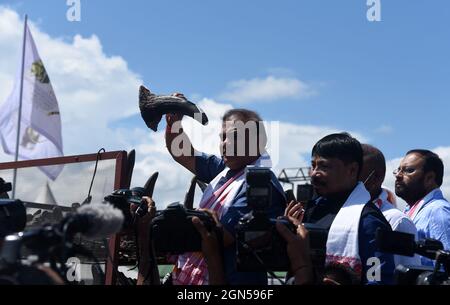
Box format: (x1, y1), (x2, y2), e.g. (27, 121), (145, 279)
(348, 161), (360, 180)
(424, 171), (437, 189)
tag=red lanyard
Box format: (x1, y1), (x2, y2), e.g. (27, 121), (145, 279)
(201, 169), (245, 209)
(375, 198), (383, 209)
(407, 200), (421, 218)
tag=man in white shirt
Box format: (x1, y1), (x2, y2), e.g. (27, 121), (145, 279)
(359, 144), (421, 267)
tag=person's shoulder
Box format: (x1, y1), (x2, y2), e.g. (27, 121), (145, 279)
(197, 152), (223, 164)
(420, 198), (450, 222)
(423, 198), (450, 227)
(427, 197), (450, 211)
(392, 216), (417, 236)
(361, 201), (385, 219)
(269, 170), (280, 183)
(195, 153), (225, 183)
(386, 211), (417, 235)
(381, 201), (415, 233)
(360, 201), (391, 231)
(268, 170), (284, 191)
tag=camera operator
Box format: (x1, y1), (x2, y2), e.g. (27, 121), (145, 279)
(359, 144), (421, 268)
(132, 196), (159, 285)
(163, 102), (286, 285)
(297, 133), (395, 284)
(0, 188), (65, 285)
(191, 210), (314, 285)
(394, 149), (450, 266)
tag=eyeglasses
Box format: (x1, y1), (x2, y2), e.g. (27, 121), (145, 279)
(393, 167), (418, 176)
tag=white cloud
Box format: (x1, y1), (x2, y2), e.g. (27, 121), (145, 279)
(219, 76), (315, 104)
(375, 125), (394, 134)
(0, 7), (143, 156)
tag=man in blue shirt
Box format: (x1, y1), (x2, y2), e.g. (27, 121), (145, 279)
(164, 104), (286, 285)
(394, 149), (450, 266)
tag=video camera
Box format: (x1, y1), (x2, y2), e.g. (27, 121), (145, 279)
(151, 203), (216, 254)
(235, 167), (293, 272)
(0, 199), (27, 238)
(104, 187), (147, 229)
(235, 167), (328, 272)
(376, 229), (450, 285)
(0, 203), (123, 284)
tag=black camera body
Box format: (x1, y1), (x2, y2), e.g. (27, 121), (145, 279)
(151, 203), (215, 254)
(394, 264), (450, 285)
(104, 187), (144, 228)
(376, 229), (450, 285)
(236, 167), (293, 272)
(245, 167), (272, 211)
(236, 214), (295, 272)
(236, 167), (327, 272)
(0, 199), (27, 238)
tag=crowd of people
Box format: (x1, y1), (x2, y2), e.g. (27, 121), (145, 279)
(1, 102), (449, 286)
(133, 102), (450, 285)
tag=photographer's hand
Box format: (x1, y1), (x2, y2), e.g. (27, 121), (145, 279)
(199, 209), (234, 247)
(192, 216), (226, 285)
(131, 196), (156, 230)
(276, 220), (314, 285)
(131, 196), (159, 285)
(284, 200), (305, 226)
(165, 93), (198, 174)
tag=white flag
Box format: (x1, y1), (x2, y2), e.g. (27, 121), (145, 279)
(0, 23), (64, 180)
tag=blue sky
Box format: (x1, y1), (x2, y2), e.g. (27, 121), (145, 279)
(4, 0), (450, 160)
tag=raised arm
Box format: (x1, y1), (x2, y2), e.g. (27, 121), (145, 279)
(164, 95), (199, 175)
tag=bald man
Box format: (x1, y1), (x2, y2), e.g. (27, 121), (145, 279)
(359, 144), (421, 267)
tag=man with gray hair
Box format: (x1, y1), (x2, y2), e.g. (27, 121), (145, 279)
(359, 144), (420, 267)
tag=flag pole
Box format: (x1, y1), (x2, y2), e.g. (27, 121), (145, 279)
(12, 14), (28, 199)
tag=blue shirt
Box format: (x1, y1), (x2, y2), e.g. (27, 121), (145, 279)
(195, 153), (286, 285)
(404, 189), (450, 266)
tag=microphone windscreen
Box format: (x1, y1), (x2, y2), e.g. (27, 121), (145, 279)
(77, 203), (124, 238)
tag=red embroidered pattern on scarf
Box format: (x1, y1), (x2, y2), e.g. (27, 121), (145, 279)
(326, 254), (363, 276)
